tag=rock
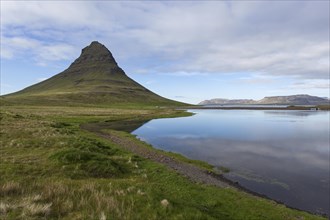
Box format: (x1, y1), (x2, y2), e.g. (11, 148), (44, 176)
(100, 212), (106, 220)
(160, 199), (169, 207)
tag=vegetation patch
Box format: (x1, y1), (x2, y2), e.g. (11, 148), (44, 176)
(50, 137), (131, 178)
(51, 148), (129, 178)
(50, 122), (71, 128)
(0, 105), (326, 219)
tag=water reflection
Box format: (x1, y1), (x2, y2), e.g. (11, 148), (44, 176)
(132, 110), (330, 215)
(90, 119), (151, 133)
(264, 110), (328, 117)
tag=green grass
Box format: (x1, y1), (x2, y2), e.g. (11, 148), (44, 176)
(109, 130), (216, 172)
(0, 105), (326, 219)
(317, 105), (330, 110)
(1, 61), (189, 107)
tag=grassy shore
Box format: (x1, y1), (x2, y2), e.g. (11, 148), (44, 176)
(0, 105), (326, 219)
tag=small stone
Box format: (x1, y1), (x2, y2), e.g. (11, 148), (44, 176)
(137, 189), (145, 195)
(161, 199), (169, 207)
(100, 212), (106, 220)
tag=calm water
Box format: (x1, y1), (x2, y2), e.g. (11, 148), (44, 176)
(132, 110), (330, 215)
(203, 104), (289, 108)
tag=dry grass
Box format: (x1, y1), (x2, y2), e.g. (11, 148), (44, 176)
(0, 202), (12, 214)
(0, 179), (127, 219)
(0, 193), (52, 218)
(0, 181), (21, 196)
(22, 202), (52, 217)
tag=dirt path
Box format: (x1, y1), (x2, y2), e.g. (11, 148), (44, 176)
(82, 123), (231, 188)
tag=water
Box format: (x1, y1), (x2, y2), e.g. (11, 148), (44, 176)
(202, 104), (289, 108)
(132, 110), (330, 215)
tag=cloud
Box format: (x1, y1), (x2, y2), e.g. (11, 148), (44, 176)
(1, 36), (39, 58)
(36, 77), (48, 82)
(159, 71), (210, 77)
(238, 74), (279, 85)
(289, 79), (330, 90)
(1, 1), (329, 83)
(1, 36), (77, 65)
(37, 44), (76, 62)
(0, 83), (13, 95)
(145, 80), (156, 85)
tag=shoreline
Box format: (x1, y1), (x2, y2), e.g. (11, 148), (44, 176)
(181, 105), (330, 111)
(2, 104), (326, 219)
(82, 120), (328, 218)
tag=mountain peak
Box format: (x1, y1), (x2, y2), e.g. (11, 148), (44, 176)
(90, 40), (102, 45)
(3, 41), (184, 106)
(70, 41), (118, 67)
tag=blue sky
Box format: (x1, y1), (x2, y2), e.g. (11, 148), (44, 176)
(1, 1), (329, 104)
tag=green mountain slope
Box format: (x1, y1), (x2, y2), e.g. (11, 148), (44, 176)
(2, 41), (184, 106)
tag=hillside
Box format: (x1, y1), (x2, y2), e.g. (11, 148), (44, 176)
(2, 41), (184, 106)
(200, 95), (329, 105)
(257, 95), (329, 105)
(199, 99), (256, 105)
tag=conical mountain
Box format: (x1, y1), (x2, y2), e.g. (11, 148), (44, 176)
(3, 41), (183, 106)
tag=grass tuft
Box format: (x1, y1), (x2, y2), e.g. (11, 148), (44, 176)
(48, 135), (132, 178)
(0, 181), (21, 196)
(51, 122), (71, 128)
(23, 202), (52, 217)
(0, 202), (11, 214)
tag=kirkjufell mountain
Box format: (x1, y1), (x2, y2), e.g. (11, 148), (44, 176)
(2, 41), (183, 106)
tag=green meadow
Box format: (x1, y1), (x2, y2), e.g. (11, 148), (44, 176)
(0, 104), (326, 220)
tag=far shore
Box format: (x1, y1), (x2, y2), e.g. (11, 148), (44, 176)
(182, 105), (330, 111)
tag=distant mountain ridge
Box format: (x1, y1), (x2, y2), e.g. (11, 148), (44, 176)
(257, 95), (329, 105)
(2, 41), (184, 106)
(199, 98), (256, 105)
(199, 95), (329, 105)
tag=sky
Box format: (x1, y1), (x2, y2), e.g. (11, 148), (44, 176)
(1, 1), (329, 104)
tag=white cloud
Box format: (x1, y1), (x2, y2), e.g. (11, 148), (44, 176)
(1, 1), (104, 29)
(37, 44), (76, 61)
(145, 80), (156, 85)
(1, 36), (77, 65)
(289, 79), (330, 90)
(238, 74), (279, 85)
(1, 1), (329, 88)
(36, 77), (48, 82)
(1, 48), (14, 59)
(1, 36), (39, 58)
(0, 83), (13, 95)
(159, 71), (210, 77)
